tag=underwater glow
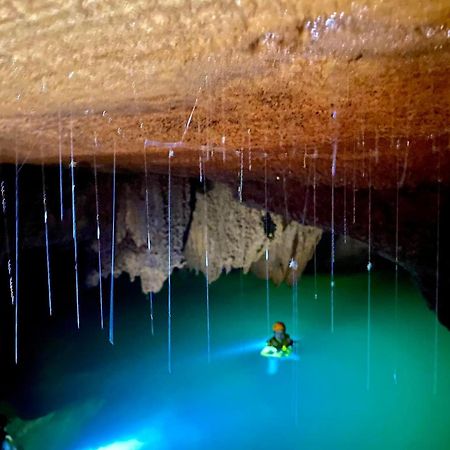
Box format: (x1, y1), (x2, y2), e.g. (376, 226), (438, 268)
(212, 339), (266, 359)
(267, 357), (278, 375)
(92, 439), (144, 450)
(7, 270), (450, 449)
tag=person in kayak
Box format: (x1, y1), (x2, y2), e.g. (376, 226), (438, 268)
(0, 414), (18, 450)
(267, 322), (293, 352)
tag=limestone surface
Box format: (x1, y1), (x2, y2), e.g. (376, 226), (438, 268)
(97, 174), (191, 293)
(184, 182), (322, 284)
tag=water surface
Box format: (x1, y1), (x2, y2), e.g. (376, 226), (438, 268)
(12, 269), (450, 449)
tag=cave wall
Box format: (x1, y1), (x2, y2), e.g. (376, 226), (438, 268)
(237, 175), (450, 328)
(1, 161), (448, 329)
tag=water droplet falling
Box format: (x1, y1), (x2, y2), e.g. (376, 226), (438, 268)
(330, 141), (337, 333)
(149, 292), (154, 336)
(290, 258), (299, 332)
(302, 164), (312, 226)
(238, 149), (243, 202)
(70, 119), (80, 329)
(202, 159), (211, 362)
(366, 146), (373, 391)
(264, 153), (270, 332)
(265, 246), (270, 333)
(109, 140), (117, 345)
(167, 148), (174, 374)
(313, 150), (318, 300)
(93, 136), (104, 329)
(199, 155), (203, 183)
(343, 158), (347, 243)
(58, 111), (64, 221)
(290, 258), (299, 425)
(433, 144), (441, 396)
(221, 135), (226, 163)
(282, 174), (289, 220)
(247, 129), (252, 171)
(393, 139), (400, 384)
(181, 94), (199, 142)
(14, 147), (19, 363)
(1, 180), (15, 304)
(399, 140), (410, 187)
(41, 157), (52, 316)
(352, 143), (356, 224)
(143, 144), (152, 251)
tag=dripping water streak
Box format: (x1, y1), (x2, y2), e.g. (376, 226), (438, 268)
(143, 146), (152, 251)
(199, 155), (203, 183)
(70, 121), (80, 328)
(181, 95), (199, 142)
(167, 149), (174, 374)
(292, 266), (299, 345)
(58, 112), (64, 221)
(41, 159), (52, 316)
(282, 174), (289, 220)
(109, 142), (117, 344)
(352, 144), (356, 224)
(393, 140), (400, 384)
(1, 180), (15, 304)
(330, 142), (337, 333)
(247, 129), (252, 171)
(264, 154), (270, 332)
(14, 150), (19, 363)
(399, 141), (409, 187)
(203, 166), (211, 362)
(238, 149), (243, 202)
(331, 142), (337, 178)
(302, 165), (312, 226)
(433, 150), (441, 396)
(93, 141), (104, 329)
(343, 161), (347, 243)
(313, 152), (318, 300)
(265, 247), (270, 333)
(366, 149), (373, 391)
(149, 292), (154, 336)
(291, 265), (299, 425)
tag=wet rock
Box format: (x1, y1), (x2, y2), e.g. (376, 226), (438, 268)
(90, 174), (191, 294)
(184, 182), (322, 284)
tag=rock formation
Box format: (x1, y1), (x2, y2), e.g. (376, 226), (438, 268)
(88, 177), (323, 291)
(184, 182), (322, 283)
(250, 220), (322, 285)
(93, 174), (191, 294)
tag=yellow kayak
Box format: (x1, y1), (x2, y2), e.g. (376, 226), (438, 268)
(260, 345), (293, 359)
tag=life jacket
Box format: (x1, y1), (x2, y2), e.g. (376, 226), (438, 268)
(268, 333), (292, 349)
(2, 434), (18, 450)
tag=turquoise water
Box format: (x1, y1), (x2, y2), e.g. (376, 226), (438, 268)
(11, 270), (450, 449)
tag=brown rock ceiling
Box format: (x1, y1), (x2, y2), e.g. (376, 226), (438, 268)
(0, 0), (448, 189)
(0, 1), (449, 326)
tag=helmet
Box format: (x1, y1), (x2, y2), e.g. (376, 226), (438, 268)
(272, 321), (286, 332)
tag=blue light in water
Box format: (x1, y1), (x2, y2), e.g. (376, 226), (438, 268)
(267, 358), (279, 376)
(213, 340), (266, 359)
(93, 439), (144, 450)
